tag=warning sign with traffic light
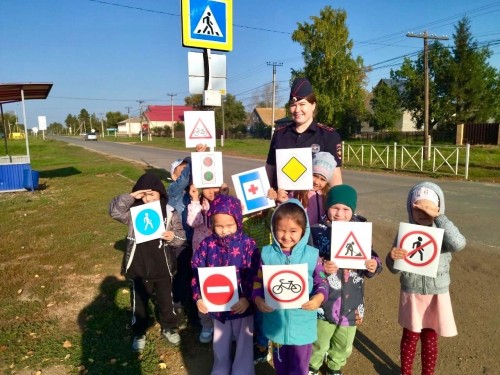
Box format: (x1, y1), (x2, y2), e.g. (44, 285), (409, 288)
(191, 151), (224, 188)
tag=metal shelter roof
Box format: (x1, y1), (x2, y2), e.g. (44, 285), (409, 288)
(0, 82), (53, 104)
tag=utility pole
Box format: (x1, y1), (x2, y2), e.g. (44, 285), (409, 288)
(166, 93), (177, 139)
(98, 112), (105, 138)
(125, 106), (132, 137)
(267, 61), (283, 139)
(137, 100), (144, 141)
(406, 31), (449, 160)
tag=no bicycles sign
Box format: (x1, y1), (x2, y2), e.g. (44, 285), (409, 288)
(262, 264), (309, 310)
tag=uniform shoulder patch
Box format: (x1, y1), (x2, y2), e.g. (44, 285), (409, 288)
(317, 123), (334, 132)
(275, 122), (294, 132)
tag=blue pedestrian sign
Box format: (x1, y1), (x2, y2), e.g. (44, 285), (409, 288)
(130, 201), (165, 244)
(182, 0), (233, 51)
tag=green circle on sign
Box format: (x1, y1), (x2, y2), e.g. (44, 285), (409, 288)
(204, 171), (214, 181)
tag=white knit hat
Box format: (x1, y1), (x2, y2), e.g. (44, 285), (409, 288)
(312, 152), (337, 181)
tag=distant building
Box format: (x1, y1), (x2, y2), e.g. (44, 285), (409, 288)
(117, 116), (142, 135)
(249, 107), (287, 127)
(143, 105), (194, 129)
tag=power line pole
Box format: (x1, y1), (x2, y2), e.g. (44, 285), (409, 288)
(125, 106), (132, 137)
(267, 61), (283, 139)
(137, 100), (144, 141)
(98, 112), (104, 138)
(166, 93), (177, 139)
(406, 31), (449, 160)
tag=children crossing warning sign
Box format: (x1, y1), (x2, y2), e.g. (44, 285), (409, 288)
(330, 221), (372, 269)
(181, 0), (233, 51)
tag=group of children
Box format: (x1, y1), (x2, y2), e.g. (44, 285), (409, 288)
(109, 148), (466, 375)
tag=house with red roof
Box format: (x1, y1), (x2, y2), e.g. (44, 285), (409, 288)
(144, 105), (194, 129)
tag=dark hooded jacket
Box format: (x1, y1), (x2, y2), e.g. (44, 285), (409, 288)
(109, 173), (186, 278)
(191, 195), (259, 323)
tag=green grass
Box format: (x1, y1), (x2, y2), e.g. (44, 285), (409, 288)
(0, 139), (182, 374)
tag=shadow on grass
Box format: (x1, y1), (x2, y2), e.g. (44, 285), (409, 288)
(78, 275), (143, 374)
(39, 167), (81, 178)
(353, 329), (400, 375)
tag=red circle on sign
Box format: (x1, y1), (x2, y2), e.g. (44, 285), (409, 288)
(203, 157), (213, 167)
(267, 270), (306, 303)
(399, 230), (438, 267)
(203, 274), (235, 305)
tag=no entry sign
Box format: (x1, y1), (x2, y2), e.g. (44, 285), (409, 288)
(198, 266), (238, 312)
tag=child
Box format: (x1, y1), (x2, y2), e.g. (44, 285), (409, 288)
(275, 151), (337, 226)
(108, 173), (186, 351)
(242, 209), (274, 364)
(187, 183), (229, 344)
(191, 194), (259, 375)
(386, 182), (466, 375)
(308, 184), (383, 375)
(253, 199), (328, 375)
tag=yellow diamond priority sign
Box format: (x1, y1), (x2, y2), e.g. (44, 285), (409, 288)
(281, 157), (307, 182)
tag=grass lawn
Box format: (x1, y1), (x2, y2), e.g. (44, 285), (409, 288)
(0, 139), (209, 374)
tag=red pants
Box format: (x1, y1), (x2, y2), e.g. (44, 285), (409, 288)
(400, 328), (438, 375)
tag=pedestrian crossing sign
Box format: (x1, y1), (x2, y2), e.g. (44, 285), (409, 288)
(182, 0), (233, 51)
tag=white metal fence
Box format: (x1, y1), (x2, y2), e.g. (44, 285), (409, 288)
(342, 142), (470, 179)
(0, 155), (30, 164)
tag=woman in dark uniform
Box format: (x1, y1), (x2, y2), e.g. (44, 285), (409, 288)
(265, 78), (343, 188)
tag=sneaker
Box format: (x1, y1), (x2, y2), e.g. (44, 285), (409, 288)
(199, 326), (214, 344)
(162, 329), (181, 346)
(132, 335), (146, 352)
(326, 370), (343, 375)
(253, 344), (268, 364)
(307, 371), (318, 375)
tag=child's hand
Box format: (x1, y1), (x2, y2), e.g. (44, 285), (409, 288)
(196, 299), (208, 314)
(189, 184), (199, 201)
(195, 144), (207, 152)
(302, 293), (324, 310)
(162, 230), (175, 242)
(130, 189), (152, 200)
(413, 200), (440, 218)
(231, 297), (249, 314)
(267, 188), (278, 200)
(276, 189), (289, 203)
(255, 296), (274, 313)
(365, 259), (378, 273)
(220, 183), (230, 195)
(390, 247), (408, 260)
(323, 260), (338, 274)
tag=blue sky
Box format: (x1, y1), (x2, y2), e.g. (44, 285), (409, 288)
(1, 0), (499, 128)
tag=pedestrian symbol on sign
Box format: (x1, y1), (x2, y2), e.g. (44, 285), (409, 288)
(194, 6), (223, 37)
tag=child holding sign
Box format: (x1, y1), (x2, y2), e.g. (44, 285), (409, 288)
(386, 182), (466, 375)
(109, 173), (186, 351)
(308, 184), (382, 375)
(191, 194), (259, 375)
(253, 199), (328, 375)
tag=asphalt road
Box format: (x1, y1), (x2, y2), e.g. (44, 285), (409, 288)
(52, 136), (499, 251)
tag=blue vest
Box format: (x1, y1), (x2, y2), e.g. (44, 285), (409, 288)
(261, 243), (319, 345)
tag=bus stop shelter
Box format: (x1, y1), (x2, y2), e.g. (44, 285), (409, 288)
(0, 82), (53, 192)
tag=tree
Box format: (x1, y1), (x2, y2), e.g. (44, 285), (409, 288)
(370, 81), (403, 130)
(48, 122), (65, 134)
(184, 94), (203, 109)
(105, 111), (127, 129)
(291, 7), (367, 137)
(391, 17), (500, 136)
(65, 114), (78, 134)
(248, 83), (278, 110)
(215, 94), (247, 133)
(449, 17), (499, 124)
(0, 111), (18, 137)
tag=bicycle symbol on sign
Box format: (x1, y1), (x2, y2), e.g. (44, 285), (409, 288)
(272, 279), (302, 295)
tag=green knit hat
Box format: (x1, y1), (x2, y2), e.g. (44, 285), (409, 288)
(326, 185), (357, 213)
